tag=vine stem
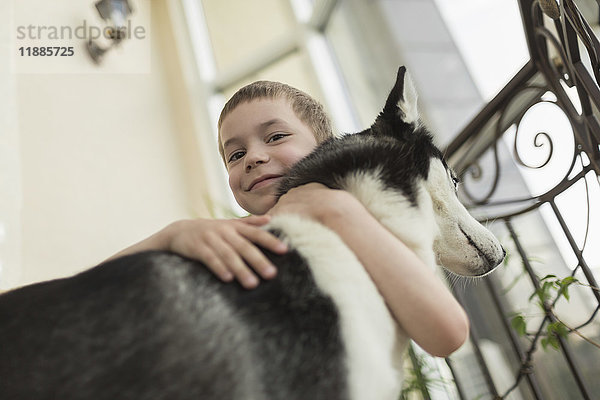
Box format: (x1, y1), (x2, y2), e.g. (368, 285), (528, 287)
(553, 315), (600, 350)
(577, 282), (600, 293)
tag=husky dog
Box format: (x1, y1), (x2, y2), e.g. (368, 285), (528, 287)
(0, 67), (504, 400)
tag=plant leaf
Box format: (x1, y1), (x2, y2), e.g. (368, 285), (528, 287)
(511, 314), (527, 336)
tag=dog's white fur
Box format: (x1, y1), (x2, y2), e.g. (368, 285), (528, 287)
(345, 169), (440, 269)
(397, 70), (422, 129)
(425, 160), (504, 276)
(268, 215), (404, 400)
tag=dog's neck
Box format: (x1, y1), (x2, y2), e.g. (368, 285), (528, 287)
(338, 170), (439, 271)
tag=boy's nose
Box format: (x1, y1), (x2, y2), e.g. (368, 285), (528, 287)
(245, 151), (269, 172)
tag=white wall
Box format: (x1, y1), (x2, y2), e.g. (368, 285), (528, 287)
(2, 0), (213, 288)
(1, 1), (22, 290)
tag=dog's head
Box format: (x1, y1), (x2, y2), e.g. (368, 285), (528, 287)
(364, 66), (505, 276)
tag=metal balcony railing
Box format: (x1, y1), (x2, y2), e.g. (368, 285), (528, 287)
(442, 1), (600, 399)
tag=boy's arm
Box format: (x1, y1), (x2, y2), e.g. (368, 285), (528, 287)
(103, 215), (288, 289)
(268, 183), (469, 357)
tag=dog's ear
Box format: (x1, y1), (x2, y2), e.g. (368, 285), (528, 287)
(382, 66), (420, 126)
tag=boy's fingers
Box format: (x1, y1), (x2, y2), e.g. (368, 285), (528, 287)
(225, 232), (278, 280)
(196, 247), (234, 282)
(206, 234), (259, 289)
(238, 224), (288, 254)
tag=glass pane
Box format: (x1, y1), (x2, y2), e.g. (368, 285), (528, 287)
(201, 0), (297, 72)
(325, 2), (392, 129)
(434, 0), (529, 101)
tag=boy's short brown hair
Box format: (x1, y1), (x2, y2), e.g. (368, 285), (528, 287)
(217, 81), (333, 164)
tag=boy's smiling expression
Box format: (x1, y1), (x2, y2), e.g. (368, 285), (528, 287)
(220, 97), (318, 215)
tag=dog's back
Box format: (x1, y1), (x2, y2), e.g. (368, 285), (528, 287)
(0, 249), (348, 400)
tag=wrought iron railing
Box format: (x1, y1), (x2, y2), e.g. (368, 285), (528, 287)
(443, 1), (600, 399)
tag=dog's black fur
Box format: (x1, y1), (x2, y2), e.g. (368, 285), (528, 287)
(0, 66), (437, 400)
(279, 67), (442, 206)
(0, 249), (348, 400)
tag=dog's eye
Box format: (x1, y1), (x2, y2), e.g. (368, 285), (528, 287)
(451, 176), (460, 189)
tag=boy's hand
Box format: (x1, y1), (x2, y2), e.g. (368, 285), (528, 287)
(268, 183), (360, 223)
(165, 216), (287, 289)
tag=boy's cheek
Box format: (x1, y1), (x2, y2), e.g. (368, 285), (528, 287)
(227, 173), (238, 192)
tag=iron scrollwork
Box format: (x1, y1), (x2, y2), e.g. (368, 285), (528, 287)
(445, 1), (600, 399)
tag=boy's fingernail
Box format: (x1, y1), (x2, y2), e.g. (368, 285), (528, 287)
(264, 265), (277, 277)
(277, 242), (288, 252)
(222, 272), (233, 281)
(245, 275), (259, 287)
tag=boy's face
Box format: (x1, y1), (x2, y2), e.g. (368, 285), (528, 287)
(220, 97), (318, 215)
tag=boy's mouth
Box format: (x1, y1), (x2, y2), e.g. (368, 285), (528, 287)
(247, 174), (282, 191)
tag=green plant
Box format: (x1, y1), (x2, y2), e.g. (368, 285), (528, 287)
(509, 275), (600, 351)
(399, 345), (454, 400)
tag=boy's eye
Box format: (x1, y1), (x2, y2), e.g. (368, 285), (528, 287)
(267, 133), (287, 143)
(228, 150), (245, 163)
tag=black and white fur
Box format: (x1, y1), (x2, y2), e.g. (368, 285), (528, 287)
(0, 67), (504, 400)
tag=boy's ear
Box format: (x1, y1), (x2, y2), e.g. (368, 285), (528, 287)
(382, 66), (420, 126)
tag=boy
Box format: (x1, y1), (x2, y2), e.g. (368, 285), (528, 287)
(109, 81), (469, 357)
